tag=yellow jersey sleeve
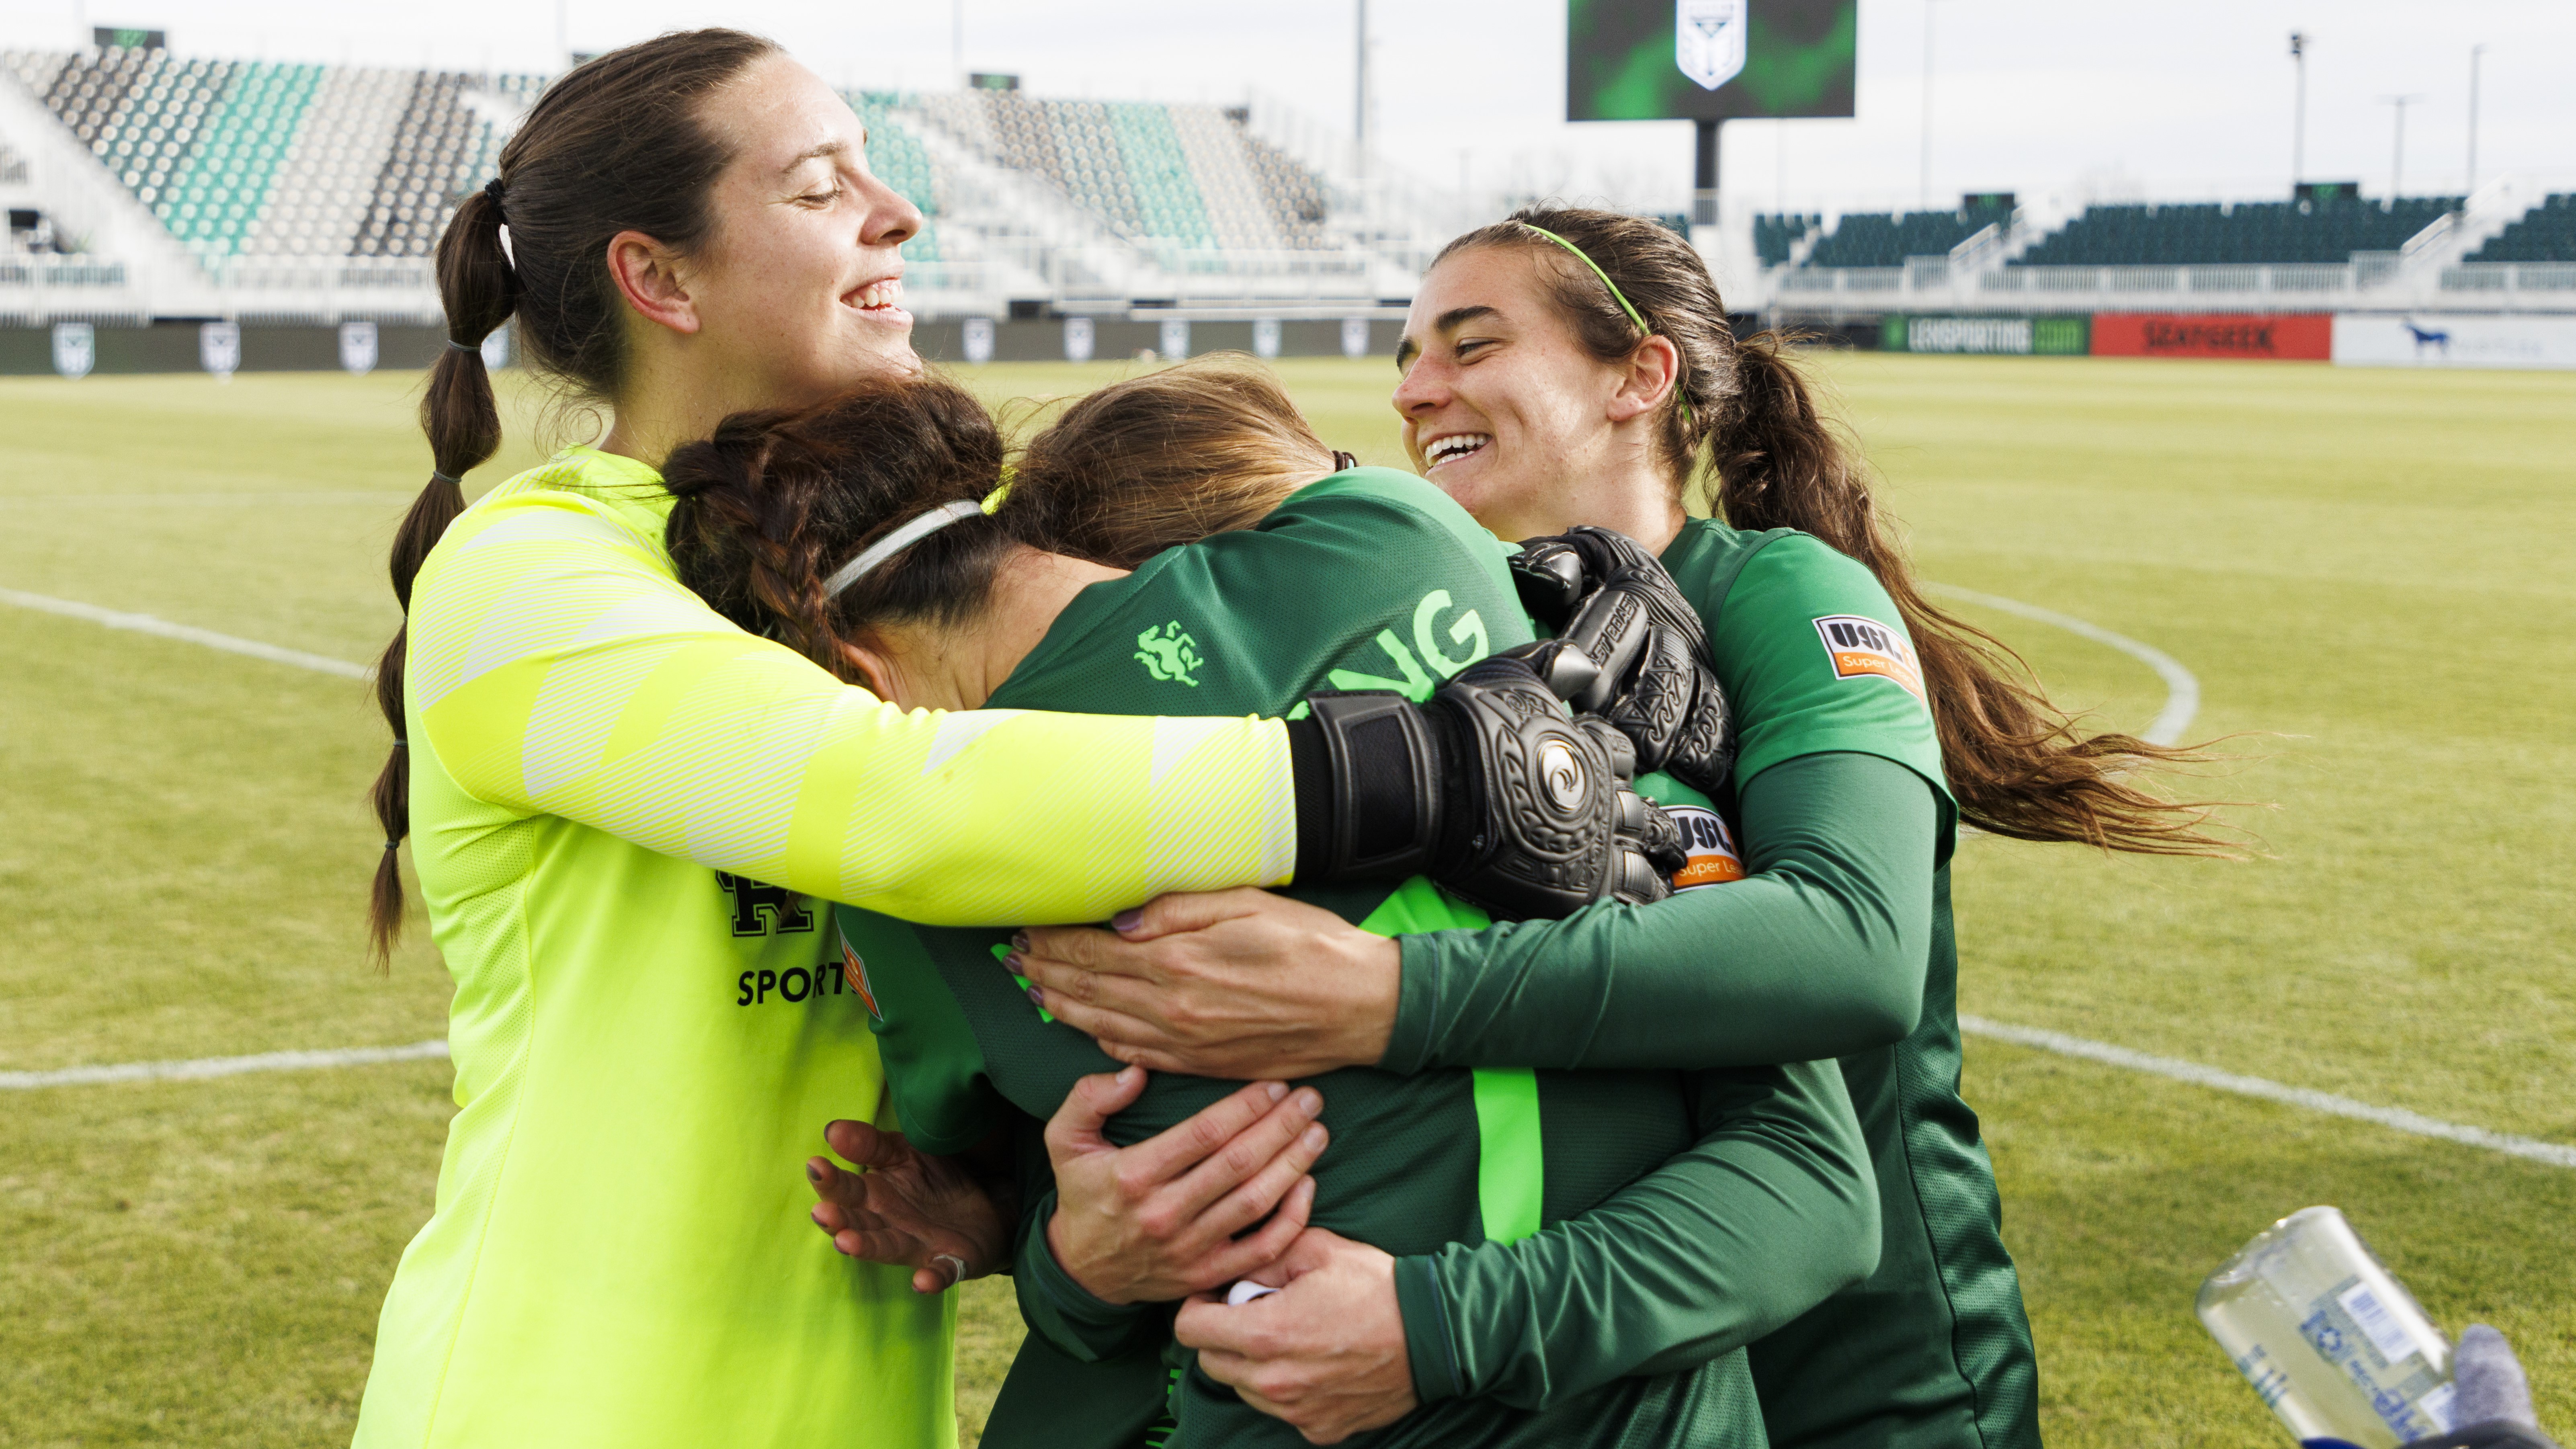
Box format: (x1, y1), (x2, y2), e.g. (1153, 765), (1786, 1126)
(404, 464), (1297, 926)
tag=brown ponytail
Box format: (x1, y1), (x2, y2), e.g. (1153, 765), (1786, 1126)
(1439, 207), (2236, 855)
(1011, 356), (1338, 568)
(367, 29), (781, 964)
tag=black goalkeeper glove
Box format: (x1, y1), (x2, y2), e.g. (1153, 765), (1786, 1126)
(1287, 654), (1680, 921)
(1509, 525), (1736, 799)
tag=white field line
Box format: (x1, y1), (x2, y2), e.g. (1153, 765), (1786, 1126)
(0, 1039), (449, 1091)
(0, 586), (373, 680)
(1961, 1016), (2576, 1170)
(1923, 582), (2200, 746)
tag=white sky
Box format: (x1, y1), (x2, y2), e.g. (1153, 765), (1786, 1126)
(2, 0), (2570, 214)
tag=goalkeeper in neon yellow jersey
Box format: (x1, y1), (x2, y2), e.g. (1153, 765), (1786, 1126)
(669, 371), (1878, 1449)
(354, 32), (1661, 1449)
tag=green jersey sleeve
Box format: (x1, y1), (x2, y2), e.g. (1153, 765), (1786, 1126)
(406, 449), (1299, 929)
(1681, 527), (1955, 851)
(1394, 1056), (1879, 1410)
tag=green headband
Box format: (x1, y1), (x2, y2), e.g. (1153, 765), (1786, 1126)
(1516, 222), (1695, 429)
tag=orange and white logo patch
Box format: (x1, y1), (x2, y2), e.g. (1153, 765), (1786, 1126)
(1813, 614), (1925, 702)
(1664, 804), (1747, 890)
(840, 939), (882, 1020)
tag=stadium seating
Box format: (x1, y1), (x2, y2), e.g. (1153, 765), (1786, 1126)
(2012, 195), (2461, 268)
(2464, 193), (2575, 263)
(1754, 213), (1819, 267)
(1802, 201), (2010, 268)
(904, 90), (1333, 255)
(0, 47), (1345, 284)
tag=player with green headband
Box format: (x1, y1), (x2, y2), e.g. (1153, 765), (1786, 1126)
(1004, 208), (2237, 1449)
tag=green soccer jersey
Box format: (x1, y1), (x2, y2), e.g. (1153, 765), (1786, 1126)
(1661, 522), (2037, 1449)
(1329, 521), (2036, 1449)
(837, 470), (1839, 1449)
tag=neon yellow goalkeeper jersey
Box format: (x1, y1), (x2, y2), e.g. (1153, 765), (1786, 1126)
(352, 447), (1299, 1449)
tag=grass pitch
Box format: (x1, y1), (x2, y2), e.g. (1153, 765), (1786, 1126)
(1, 355), (2569, 1447)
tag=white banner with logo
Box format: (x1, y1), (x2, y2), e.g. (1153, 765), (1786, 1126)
(338, 320), (379, 376)
(51, 322), (95, 379)
(200, 320), (241, 377)
(1158, 317), (1190, 360)
(961, 316), (995, 364)
(2332, 314), (2576, 371)
(1341, 316), (1372, 359)
(1063, 316), (1095, 363)
(1252, 318), (1282, 360)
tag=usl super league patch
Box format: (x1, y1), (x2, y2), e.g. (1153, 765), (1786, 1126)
(1813, 614), (1926, 702)
(1663, 804), (1746, 890)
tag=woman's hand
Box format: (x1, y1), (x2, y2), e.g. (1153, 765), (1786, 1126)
(1011, 889), (1402, 1080)
(1046, 1065), (1327, 1305)
(806, 1119), (1011, 1295)
(1174, 1227), (1416, 1445)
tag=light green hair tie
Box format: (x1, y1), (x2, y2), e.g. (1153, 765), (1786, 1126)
(1517, 221), (1696, 430)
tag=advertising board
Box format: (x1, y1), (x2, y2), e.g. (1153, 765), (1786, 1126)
(2090, 313), (2331, 360)
(1886, 315), (2088, 355)
(2331, 314), (2576, 371)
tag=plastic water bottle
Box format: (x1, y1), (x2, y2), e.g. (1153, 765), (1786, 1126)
(2197, 1206), (2457, 1448)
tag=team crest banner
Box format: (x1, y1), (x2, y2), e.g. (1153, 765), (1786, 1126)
(1677, 0), (1748, 91)
(200, 320), (241, 377)
(339, 320), (379, 376)
(51, 322), (94, 379)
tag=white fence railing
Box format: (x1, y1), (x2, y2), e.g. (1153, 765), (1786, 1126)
(2439, 263), (2576, 293)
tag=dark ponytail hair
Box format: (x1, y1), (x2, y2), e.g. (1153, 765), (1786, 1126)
(664, 378), (1021, 674)
(369, 29), (781, 964)
(1437, 205), (2234, 855)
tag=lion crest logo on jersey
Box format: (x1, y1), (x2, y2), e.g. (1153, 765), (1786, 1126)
(1813, 614), (1926, 702)
(1135, 621), (1205, 687)
(1677, 0), (1748, 92)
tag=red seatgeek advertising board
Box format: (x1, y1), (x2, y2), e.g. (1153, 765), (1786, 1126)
(2091, 313), (2332, 360)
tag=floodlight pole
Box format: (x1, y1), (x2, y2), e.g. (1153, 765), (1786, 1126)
(2380, 94), (2422, 202)
(1695, 120), (1721, 226)
(1355, 0), (1370, 156)
(2466, 44), (2484, 195)
(1919, 0), (1936, 209)
(2288, 31), (2307, 186)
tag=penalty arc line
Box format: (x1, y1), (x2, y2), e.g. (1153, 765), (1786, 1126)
(1922, 581), (2200, 746)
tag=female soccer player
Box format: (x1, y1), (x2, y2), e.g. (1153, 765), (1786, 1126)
(350, 31), (1653, 1447)
(669, 368), (1877, 1449)
(1004, 208), (2236, 1449)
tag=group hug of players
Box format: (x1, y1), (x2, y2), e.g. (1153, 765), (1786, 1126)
(344, 27), (2233, 1449)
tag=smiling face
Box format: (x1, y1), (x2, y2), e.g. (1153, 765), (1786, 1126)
(1394, 244), (1684, 547)
(681, 54), (924, 410)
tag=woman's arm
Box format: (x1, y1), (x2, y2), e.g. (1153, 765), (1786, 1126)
(1017, 751), (1935, 1075)
(1175, 1056), (1879, 1434)
(1387, 751), (1935, 1071)
(410, 490), (1296, 925)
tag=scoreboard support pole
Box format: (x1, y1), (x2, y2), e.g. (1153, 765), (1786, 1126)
(1693, 118), (1722, 225)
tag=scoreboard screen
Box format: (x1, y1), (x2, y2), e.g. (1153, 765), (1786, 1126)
(1568, 0), (1857, 123)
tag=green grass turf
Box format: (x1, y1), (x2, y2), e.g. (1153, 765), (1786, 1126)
(0, 355), (2568, 1447)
